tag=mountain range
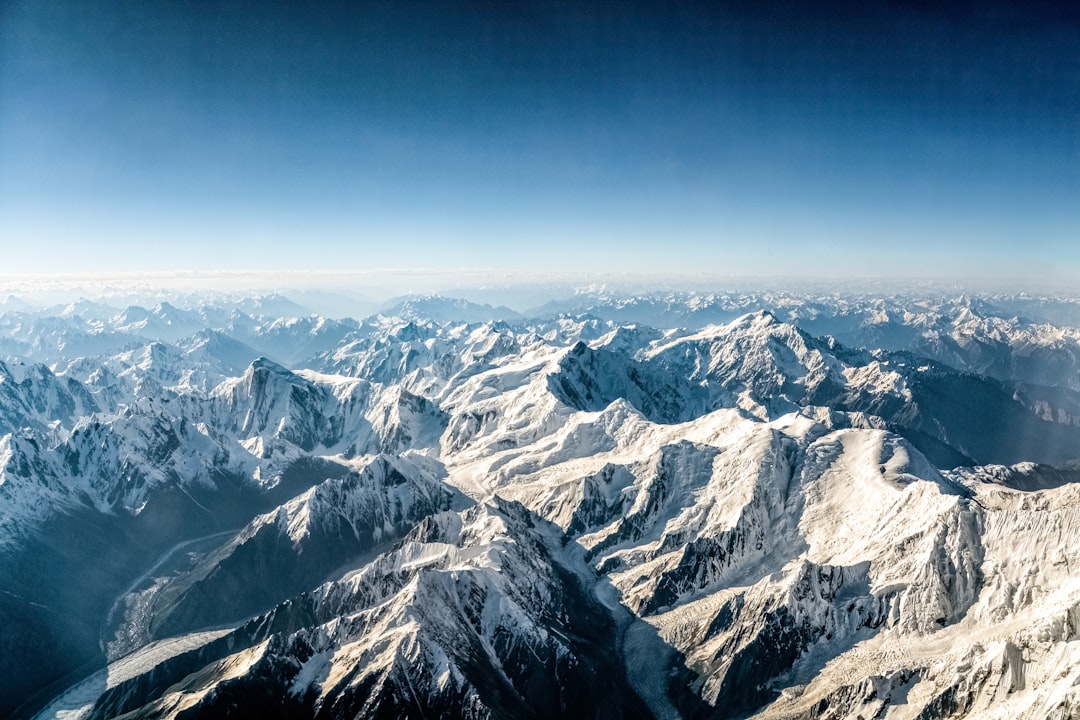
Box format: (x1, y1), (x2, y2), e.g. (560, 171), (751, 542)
(3, 289), (1079, 719)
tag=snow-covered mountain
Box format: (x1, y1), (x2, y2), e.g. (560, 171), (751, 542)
(3, 289), (1080, 720)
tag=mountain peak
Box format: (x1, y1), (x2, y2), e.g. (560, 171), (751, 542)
(248, 356), (290, 374)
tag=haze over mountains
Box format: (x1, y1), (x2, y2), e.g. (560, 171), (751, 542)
(3, 287), (1079, 719)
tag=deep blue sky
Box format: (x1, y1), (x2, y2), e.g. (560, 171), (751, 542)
(2, 0), (1078, 283)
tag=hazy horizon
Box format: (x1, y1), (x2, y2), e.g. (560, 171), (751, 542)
(1, 268), (1077, 321)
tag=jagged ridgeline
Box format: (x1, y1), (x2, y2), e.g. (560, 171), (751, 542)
(2, 291), (1080, 720)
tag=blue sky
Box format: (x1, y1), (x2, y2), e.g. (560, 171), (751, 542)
(2, 1), (1078, 284)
